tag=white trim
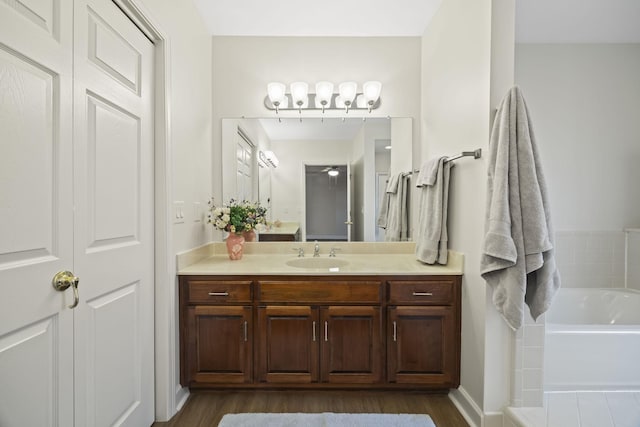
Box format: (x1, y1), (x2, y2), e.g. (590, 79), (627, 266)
(482, 412), (505, 427)
(449, 387), (482, 427)
(105, 0), (183, 421)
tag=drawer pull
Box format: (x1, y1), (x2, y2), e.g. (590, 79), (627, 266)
(393, 321), (397, 342)
(243, 321), (248, 342)
(412, 292), (433, 297)
(208, 292), (229, 296)
(324, 321), (328, 342)
(312, 321), (317, 342)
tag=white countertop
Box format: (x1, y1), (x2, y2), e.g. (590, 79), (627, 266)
(258, 221), (299, 235)
(177, 242), (463, 276)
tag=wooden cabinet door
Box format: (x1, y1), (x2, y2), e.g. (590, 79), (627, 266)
(257, 306), (319, 383)
(320, 306), (382, 384)
(186, 305), (252, 384)
(387, 306), (459, 387)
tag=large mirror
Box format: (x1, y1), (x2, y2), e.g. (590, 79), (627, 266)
(222, 117), (412, 242)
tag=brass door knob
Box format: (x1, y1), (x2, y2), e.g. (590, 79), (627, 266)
(52, 271), (80, 309)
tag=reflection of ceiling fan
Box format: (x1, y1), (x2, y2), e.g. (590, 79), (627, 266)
(321, 166), (340, 176)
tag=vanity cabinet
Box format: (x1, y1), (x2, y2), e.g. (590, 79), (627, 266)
(387, 280), (461, 387)
(179, 274), (460, 390)
(180, 279), (253, 386)
(256, 280), (383, 385)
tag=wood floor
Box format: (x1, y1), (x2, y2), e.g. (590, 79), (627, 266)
(152, 390), (470, 427)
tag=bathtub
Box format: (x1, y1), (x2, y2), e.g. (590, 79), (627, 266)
(544, 288), (640, 391)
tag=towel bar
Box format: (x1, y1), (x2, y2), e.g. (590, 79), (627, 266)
(408, 148), (482, 175)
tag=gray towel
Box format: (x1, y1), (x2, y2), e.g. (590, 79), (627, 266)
(384, 173), (410, 241)
(376, 173), (398, 228)
(415, 157), (451, 264)
(481, 86), (561, 330)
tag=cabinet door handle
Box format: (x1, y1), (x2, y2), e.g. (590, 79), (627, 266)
(208, 292), (229, 296)
(412, 292), (433, 296)
(243, 321), (248, 342)
(324, 321), (328, 342)
(312, 321), (317, 342)
(393, 321), (397, 342)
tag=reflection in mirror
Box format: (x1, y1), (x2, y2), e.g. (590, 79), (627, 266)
(221, 117), (412, 242)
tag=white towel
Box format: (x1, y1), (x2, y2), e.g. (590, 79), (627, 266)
(481, 86), (561, 330)
(415, 157), (451, 264)
(384, 173), (410, 241)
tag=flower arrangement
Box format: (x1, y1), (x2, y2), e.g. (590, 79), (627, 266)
(207, 198), (267, 234)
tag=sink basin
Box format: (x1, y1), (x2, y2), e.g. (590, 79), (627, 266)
(285, 257), (349, 270)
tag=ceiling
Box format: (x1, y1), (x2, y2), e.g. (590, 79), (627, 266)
(192, 0), (442, 37)
(516, 0), (640, 43)
(194, 0), (640, 42)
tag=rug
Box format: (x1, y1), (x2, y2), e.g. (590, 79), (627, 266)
(217, 412), (436, 427)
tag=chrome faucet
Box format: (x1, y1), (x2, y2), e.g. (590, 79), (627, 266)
(292, 247), (304, 257)
(329, 247), (341, 257)
(313, 241), (320, 257)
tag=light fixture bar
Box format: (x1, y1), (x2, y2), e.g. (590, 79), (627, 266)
(264, 92), (381, 111)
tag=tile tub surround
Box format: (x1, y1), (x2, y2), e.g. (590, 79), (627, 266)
(627, 229), (640, 291)
(177, 242), (464, 275)
(554, 230), (626, 289)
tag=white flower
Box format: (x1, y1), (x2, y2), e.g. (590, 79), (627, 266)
(222, 213), (230, 222)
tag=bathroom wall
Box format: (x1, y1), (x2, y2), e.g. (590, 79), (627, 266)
(515, 44), (640, 231)
(421, 0), (515, 425)
(516, 44), (640, 291)
(211, 36), (422, 206)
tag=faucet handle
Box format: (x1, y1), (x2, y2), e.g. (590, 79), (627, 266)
(329, 247), (341, 257)
(292, 247), (304, 257)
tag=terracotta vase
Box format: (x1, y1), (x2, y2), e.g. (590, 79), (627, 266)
(225, 233), (245, 260)
(243, 229), (257, 242)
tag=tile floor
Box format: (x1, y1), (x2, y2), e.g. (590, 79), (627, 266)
(507, 392), (640, 427)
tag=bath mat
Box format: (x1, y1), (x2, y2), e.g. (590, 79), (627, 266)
(217, 412), (436, 427)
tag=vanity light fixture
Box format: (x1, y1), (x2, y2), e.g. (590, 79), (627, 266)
(259, 150), (279, 168)
(338, 82), (357, 113)
(264, 80), (382, 119)
(315, 81), (334, 113)
(290, 82), (309, 121)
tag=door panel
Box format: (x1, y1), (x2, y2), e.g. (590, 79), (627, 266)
(73, 0), (154, 425)
(86, 283), (142, 427)
(321, 306), (382, 383)
(257, 306), (319, 383)
(387, 306), (457, 386)
(0, 0), (74, 425)
(0, 317), (62, 427)
(86, 93), (140, 248)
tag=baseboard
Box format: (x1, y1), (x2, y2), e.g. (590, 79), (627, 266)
(175, 386), (190, 413)
(449, 388), (505, 427)
(449, 387), (482, 427)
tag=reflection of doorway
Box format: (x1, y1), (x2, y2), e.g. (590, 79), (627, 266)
(235, 128), (256, 202)
(305, 165), (349, 241)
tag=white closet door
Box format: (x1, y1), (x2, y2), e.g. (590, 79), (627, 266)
(0, 0), (75, 425)
(72, 0), (155, 425)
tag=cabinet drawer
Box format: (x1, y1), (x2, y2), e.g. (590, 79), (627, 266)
(186, 280), (252, 304)
(388, 280), (453, 305)
(258, 281), (381, 304)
